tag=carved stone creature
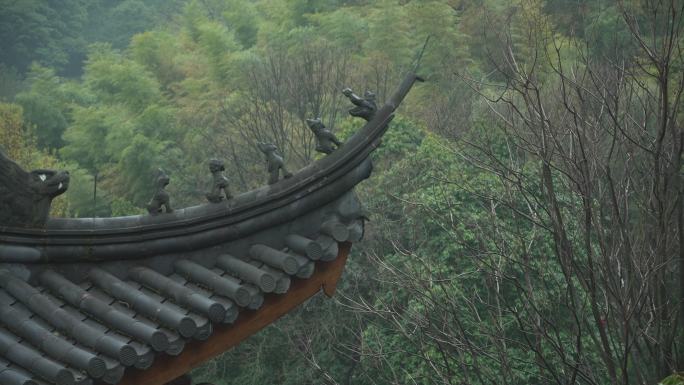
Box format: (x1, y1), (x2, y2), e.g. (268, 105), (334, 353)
(257, 142), (292, 185)
(342, 88), (377, 121)
(0, 149), (70, 228)
(147, 170), (173, 215)
(306, 118), (342, 155)
(206, 159), (232, 203)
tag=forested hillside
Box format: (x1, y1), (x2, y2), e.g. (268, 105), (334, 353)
(1, 1), (682, 384)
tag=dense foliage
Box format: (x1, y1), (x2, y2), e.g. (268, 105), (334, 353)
(1, 1), (682, 384)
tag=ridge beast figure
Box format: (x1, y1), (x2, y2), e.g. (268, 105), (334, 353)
(257, 142), (292, 185)
(306, 117), (343, 155)
(147, 170), (173, 215)
(205, 159), (232, 203)
(342, 88), (377, 121)
(0, 149), (69, 228)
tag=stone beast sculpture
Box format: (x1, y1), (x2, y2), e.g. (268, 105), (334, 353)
(206, 159), (232, 203)
(306, 118), (342, 155)
(0, 149), (69, 228)
(147, 170), (174, 215)
(342, 88), (377, 121)
(257, 142), (292, 185)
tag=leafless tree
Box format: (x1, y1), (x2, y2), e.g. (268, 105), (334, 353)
(466, 1), (683, 382)
(341, 1), (683, 384)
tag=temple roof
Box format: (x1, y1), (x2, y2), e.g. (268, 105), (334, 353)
(0, 205), (362, 385)
(0, 72), (421, 385)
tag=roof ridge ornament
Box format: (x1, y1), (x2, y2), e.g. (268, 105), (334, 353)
(146, 169), (173, 215)
(0, 149), (70, 228)
(342, 87), (377, 121)
(205, 159), (232, 203)
(257, 142), (292, 185)
(306, 117), (343, 155)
